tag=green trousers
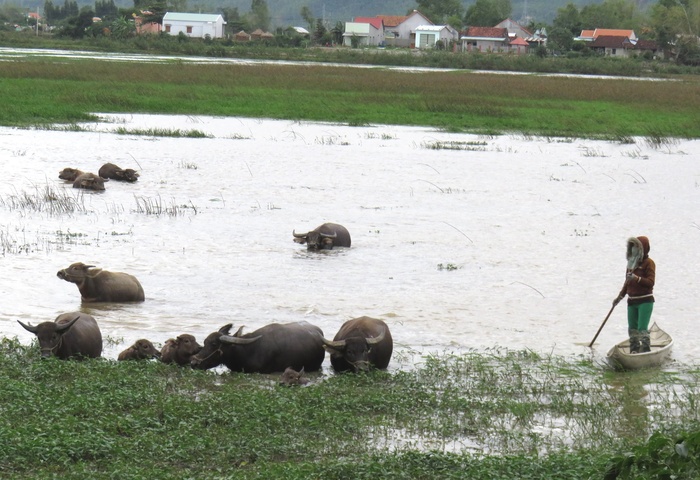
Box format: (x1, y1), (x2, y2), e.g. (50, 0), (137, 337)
(627, 302), (654, 331)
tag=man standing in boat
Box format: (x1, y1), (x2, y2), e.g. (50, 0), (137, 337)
(613, 236), (656, 354)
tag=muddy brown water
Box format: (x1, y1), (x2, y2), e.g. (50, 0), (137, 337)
(2, 114), (698, 369)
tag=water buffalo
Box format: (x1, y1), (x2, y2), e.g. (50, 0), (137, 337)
(292, 223), (351, 250)
(118, 339), (160, 361)
(191, 322), (325, 374)
(321, 316), (393, 372)
(58, 168), (84, 181)
(17, 312), (102, 359)
(73, 172), (106, 191)
(279, 367), (309, 386)
(57, 262), (145, 303)
(160, 334), (201, 366)
(99, 163), (139, 183)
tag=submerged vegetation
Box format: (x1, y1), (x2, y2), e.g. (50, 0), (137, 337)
(1, 337), (699, 478)
(0, 53), (699, 138)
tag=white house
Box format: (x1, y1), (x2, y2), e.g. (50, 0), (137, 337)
(378, 10), (433, 48)
(343, 19), (383, 47)
(162, 12), (226, 39)
(414, 25), (458, 49)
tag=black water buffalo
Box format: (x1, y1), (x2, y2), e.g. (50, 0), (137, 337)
(292, 223), (351, 250)
(57, 262), (145, 303)
(279, 367), (309, 386)
(73, 172), (106, 191)
(321, 316), (393, 372)
(99, 163), (139, 183)
(160, 334), (201, 366)
(17, 312), (102, 359)
(191, 322), (325, 374)
(58, 168), (84, 181)
(118, 339), (160, 361)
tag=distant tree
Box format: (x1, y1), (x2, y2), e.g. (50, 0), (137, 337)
(138, 0), (166, 25)
(95, 0), (117, 20)
(221, 7), (247, 33)
(313, 18), (327, 44)
(331, 20), (343, 45)
(552, 2), (582, 36)
(415, 0), (463, 24)
(464, 0), (511, 27)
(250, 0), (270, 31)
(110, 16), (135, 38)
(0, 4), (25, 24)
(59, 7), (95, 38)
(650, 0), (700, 60)
(579, 0), (644, 30)
(300, 5), (314, 31)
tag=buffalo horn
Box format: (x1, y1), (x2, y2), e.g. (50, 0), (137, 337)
(55, 316), (81, 333)
(319, 231), (337, 238)
(366, 329), (386, 345)
(292, 230), (307, 238)
(320, 336), (346, 348)
(17, 320), (38, 334)
(219, 334), (262, 345)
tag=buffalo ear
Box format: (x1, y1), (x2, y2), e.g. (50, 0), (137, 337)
(55, 316), (81, 333)
(17, 320), (38, 334)
(218, 323), (233, 335)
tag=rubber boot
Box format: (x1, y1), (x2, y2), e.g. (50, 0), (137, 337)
(628, 329), (640, 354)
(639, 330), (651, 353)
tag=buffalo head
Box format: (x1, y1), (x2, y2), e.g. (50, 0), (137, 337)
(118, 339), (160, 361)
(160, 334), (202, 366)
(190, 324), (257, 370)
(73, 172), (106, 191)
(58, 168), (84, 181)
(279, 367), (309, 386)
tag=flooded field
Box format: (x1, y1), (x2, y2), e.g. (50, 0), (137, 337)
(1, 114), (698, 369)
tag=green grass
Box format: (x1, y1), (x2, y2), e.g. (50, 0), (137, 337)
(1, 58), (699, 138)
(2, 338), (700, 478)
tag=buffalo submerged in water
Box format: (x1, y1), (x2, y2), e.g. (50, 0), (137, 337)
(56, 262), (145, 303)
(292, 223), (351, 250)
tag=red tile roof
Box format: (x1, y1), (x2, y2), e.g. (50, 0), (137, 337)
(376, 15), (406, 28)
(589, 35), (633, 48)
(463, 27), (508, 39)
(353, 17), (383, 30)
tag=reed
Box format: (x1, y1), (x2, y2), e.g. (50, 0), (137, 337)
(0, 183), (88, 215)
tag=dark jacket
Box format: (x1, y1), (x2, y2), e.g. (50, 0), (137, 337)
(618, 236), (655, 305)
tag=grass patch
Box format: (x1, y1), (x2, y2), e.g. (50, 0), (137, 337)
(114, 126), (212, 138)
(0, 59), (698, 138)
(1, 337), (700, 478)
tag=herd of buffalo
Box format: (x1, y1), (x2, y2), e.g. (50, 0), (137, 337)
(16, 165), (392, 384)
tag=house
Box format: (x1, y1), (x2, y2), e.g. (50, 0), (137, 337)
(508, 37), (529, 54)
(343, 17), (384, 47)
(377, 10), (433, 48)
(589, 35), (635, 57)
(460, 27), (508, 52)
(414, 25), (458, 49)
(575, 28), (637, 43)
(134, 11), (161, 35)
(162, 12), (226, 39)
(495, 18), (546, 47)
